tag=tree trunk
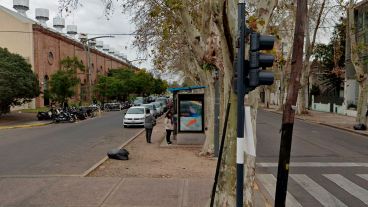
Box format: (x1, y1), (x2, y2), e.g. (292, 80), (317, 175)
(348, 0), (367, 125)
(356, 79), (368, 125)
(297, 0), (325, 114)
(215, 91), (238, 206)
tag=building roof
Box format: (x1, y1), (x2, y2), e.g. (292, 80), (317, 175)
(168, 86), (207, 93)
(355, 0), (368, 9)
(0, 5), (36, 24)
(0, 4), (134, 69)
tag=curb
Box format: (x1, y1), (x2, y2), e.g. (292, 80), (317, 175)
(261, 108), (368, 138)
(0, 122), (53, 130)
(82, 128), (145, 177)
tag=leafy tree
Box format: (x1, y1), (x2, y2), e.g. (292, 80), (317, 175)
(95, 68), (167, 102)
(313, 22), (345, 97)
(0, 47), (40, 115)
(153, 78), (169, 94)
(49, 56), (84, 107)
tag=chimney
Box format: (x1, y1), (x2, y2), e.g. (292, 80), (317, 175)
(103, 45), (110, 52)
(35, 8), (49, 26)
(13, 0), (29, 16)
(96, 41), (103, 49)
(66, 25), (77, 37)
(53, 17), (65, 32)
(108, 48), (115, 54)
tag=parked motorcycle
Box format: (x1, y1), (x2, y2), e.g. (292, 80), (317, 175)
(54, 110), (76, 123)
(37, 109), (58, 120)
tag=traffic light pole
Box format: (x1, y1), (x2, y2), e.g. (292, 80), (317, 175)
(236, 1), (246, 207)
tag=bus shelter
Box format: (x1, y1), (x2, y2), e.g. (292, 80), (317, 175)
(168, 86), (207, 145)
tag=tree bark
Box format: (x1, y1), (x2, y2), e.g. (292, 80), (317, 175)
(348, 0), (367, 125)
(297, 0), (325, 114)
(275, 0), (307, 204)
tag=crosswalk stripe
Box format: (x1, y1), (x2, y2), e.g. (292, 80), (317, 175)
(357, 174), (368, 181)
(257, 162), (368, 167)
(291, 174), (347, 207)
(257, 174), (302, 207)
(324, 174), (368, 205)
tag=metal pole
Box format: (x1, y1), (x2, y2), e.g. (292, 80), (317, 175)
(214, 76), (220, 157)
(237, 1), (246, 207)
(210, 101), (231, 207)
(87, 44), (91, 102)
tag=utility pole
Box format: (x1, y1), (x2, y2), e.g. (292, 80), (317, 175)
(275, 0), (307, 206)
(236, 2), (246, 207)
(80, 34), (114, 103)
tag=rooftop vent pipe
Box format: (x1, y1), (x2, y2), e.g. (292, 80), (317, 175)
(35, 8), (49, 26)
(13, 0), (29, 16)
(66, 25), (77, 37)
(53, 17), (65, 32)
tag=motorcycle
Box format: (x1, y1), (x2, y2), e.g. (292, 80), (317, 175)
(54, 109), (76, 123)
(37, 109), (58, 120)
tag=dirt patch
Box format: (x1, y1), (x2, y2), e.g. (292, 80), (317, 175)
(88, 118), (217, 178)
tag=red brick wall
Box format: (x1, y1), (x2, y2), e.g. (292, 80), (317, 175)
(33, 26), (130, 107)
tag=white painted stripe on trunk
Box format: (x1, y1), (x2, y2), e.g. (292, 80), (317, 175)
(357, 174), (368, 181)
(244, 106), (256, 156)
(291, 174), (347, 207)
(324, 174), (368, 205)
(257, 174), (302, 207)
(257, 162), (368, 167)
(237, 138), (244, 164)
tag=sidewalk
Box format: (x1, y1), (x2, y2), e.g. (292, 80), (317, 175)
(0, 111), (52, 130)
(263, 105), (368, 137)
(0, 112), (270, 206)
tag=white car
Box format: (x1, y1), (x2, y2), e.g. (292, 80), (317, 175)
(142, 103), (158, 118)
(151, 101), (163, 115)
(123, 106), (150, 128)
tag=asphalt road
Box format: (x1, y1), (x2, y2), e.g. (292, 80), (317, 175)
(0, 111), (142, 176)
(256, 110), (368, 207)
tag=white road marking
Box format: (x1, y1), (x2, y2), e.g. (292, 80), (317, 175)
(257, 174), (302, 207)
(324, 174), (368, 205)
(257, 162), (368, 167)
(357, 174), (368, 181)
(291, 174), (347, 207)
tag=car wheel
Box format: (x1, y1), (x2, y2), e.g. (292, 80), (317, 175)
(123, 125), (127, 128)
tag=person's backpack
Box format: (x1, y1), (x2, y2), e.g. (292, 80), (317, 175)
(107, 148), (129, 160)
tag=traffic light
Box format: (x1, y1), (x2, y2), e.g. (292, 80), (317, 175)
(247, 32), (275, 88)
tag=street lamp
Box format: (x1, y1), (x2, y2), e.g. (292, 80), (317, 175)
(80, 34), (114, 102)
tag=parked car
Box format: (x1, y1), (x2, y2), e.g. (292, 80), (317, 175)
(104, 103), (121, 111)
(142, 103), (158, 118)
(123, 106), (150, 128)
(133, 97), (147, 106)
(151, 101), (163, 116)
(156, 97), (168, 112)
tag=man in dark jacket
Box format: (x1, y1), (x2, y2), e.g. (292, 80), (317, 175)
(144, 112), (156, 143)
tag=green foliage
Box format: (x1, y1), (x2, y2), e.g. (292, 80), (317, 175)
(94, 68), (168, 102)
(49, 56), (83, 105)
(313, 22), (345, 97)
(0, 47), (40, 114)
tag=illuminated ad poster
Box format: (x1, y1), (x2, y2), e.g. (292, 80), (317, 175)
(178, 94), (204, 132)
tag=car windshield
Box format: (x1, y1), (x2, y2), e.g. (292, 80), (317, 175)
(143, 105), (153, 110)
(127, 108), (144, 114)
(134, 100), (143, 104)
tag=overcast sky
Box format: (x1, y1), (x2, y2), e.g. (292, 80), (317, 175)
(0, 0), (152, 71)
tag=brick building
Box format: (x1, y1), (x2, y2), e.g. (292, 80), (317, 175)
(0, 2), (133, 109)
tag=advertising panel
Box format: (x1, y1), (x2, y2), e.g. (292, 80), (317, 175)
(178, 94), (204, 132)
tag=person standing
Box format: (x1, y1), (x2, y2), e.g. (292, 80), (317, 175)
(144, 111), (156, 143)
(165, 111), (174, 144)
